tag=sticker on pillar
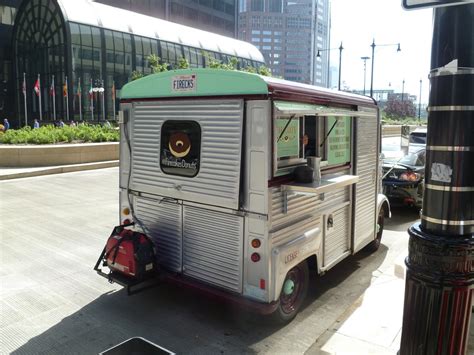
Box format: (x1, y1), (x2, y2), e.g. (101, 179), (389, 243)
(430, 163), (452, 183)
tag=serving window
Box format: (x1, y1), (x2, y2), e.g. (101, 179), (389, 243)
(273, 113), (352, 177)
(274, 115), (305, 175)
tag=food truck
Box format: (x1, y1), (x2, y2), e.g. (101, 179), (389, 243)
(98, 69), (390, 323)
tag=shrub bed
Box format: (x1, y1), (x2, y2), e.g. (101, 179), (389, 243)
(0, 124), (119, 144)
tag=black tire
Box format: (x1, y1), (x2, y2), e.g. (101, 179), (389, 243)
(366, 206), (385, 252)
(270, 261), (309, 324)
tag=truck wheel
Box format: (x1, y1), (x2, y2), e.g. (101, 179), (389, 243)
(271, 261), (309, 324)
(366, 207), (385, 252)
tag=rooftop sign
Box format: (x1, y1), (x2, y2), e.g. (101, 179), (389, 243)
(402, 0), (474, 9)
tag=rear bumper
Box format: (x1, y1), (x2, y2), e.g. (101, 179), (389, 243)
(162, 272), (279, 315)
(383, 183), (423, 207)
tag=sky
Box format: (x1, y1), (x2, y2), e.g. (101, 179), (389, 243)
(329, 0), (433, 104)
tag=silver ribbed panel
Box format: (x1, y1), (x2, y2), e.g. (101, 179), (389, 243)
(354, 116), (378, 243)
(270, 216), (321, 247)
(324, 206), (351, 266)
(131, 100), (243, 210)
(182, 205), (243, 293)
(135, 196), (182, 272)
(269, 184), (350, 233)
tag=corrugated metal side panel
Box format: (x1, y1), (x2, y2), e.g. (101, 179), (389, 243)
(354, 116), (378, 245)
(135, 197), (182, 272)
(269, 186), (350, 232)
(183, 205), (243, 293)
(131, 100), (243, 210)
(270, 216), (321, 247)
(324, 205), (351, 266)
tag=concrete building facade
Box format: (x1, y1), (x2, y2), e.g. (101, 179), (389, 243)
(237, 0), (330, 86)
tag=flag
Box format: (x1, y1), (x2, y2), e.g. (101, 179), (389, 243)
(89, 81), (93, 98)
(50, 77), (55, 96)
(77, 80), (81, 96)
(63, 81), (68, 98)
(34, 78), (40, 96)
(22, 76), (26, 96)
(111, 81), (115, 100)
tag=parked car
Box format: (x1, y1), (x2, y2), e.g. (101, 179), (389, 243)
(382, 149), (426, 208)
(381, 143), (405, 163)
(408, 127), (427, 154)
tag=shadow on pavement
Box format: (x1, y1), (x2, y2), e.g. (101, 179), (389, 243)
(12, 246), (388, 355)
(386, 206), (421, 232)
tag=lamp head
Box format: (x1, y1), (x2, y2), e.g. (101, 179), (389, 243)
(316, 50), (321, 58)
(397, 43), (401, 52)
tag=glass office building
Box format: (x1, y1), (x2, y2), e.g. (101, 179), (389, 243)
(0, 0), (21, 121)
(12, 0), (263, 126)
(238, 0), (330, 86)
(95, 0), (237, 38)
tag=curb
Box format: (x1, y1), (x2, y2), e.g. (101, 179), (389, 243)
(0, 160), (119, 180)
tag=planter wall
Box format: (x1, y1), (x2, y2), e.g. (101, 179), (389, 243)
(0, 142), (119, 167)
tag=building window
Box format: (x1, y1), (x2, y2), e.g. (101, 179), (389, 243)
(269, 0), (282, 13)
(251, 0), (264, 11)
(0, 6), (16, 25)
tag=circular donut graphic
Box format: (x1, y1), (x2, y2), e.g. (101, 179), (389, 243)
(169, 132), (191, 158)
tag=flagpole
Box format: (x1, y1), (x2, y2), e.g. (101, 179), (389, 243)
(90, 78), (94, 121)
(38, 74), (42, 121)
(78, 78), (82, 122)
(65, 76), (70, 121)
(101, 79), (105, 122)
(52, 75), (56, 121)
(112, 81), (116, 121)
(23, 73), (28, 127)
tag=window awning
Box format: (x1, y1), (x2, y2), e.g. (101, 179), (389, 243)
(274, 100), (376, 118)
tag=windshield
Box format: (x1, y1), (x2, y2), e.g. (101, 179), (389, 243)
(409, 132), (426, 144)
(399, 151), (425, 167)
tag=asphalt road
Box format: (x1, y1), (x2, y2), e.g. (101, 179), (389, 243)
(1, 168), (419, 354)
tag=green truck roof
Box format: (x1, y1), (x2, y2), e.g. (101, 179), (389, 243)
(120, 69), (270, 99)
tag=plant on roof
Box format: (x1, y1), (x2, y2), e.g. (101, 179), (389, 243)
(148, 54), (169, 73)
(177, 56), (190, 69)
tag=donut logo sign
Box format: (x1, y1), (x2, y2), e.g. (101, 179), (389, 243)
(160, 121), (201, 177)
(171, 75), (196, 92)
(169, 132), (191, 158)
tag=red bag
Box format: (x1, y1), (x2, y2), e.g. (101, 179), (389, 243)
(105, 229), (155, 279)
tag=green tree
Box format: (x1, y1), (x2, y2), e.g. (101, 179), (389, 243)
(384, 94), (416, 119)
(177, 57), (190, 69)
(148, 54), (169, 73)
(131, 71), (144, 81)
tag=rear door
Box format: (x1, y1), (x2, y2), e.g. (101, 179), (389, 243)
(130, 99), (244, 210)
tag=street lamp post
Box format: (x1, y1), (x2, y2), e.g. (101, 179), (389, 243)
(418, 79), (422, 120)
(401, 79), (405, 102)
(369, 39), (401, 98)
(399, 4), (474, 354)
(361, 56), (370, 95)
(317, 41), (344, 90)
(338, 42), (343, 91)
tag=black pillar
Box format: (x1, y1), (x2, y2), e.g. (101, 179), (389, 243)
(400, 4), (474, 355)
